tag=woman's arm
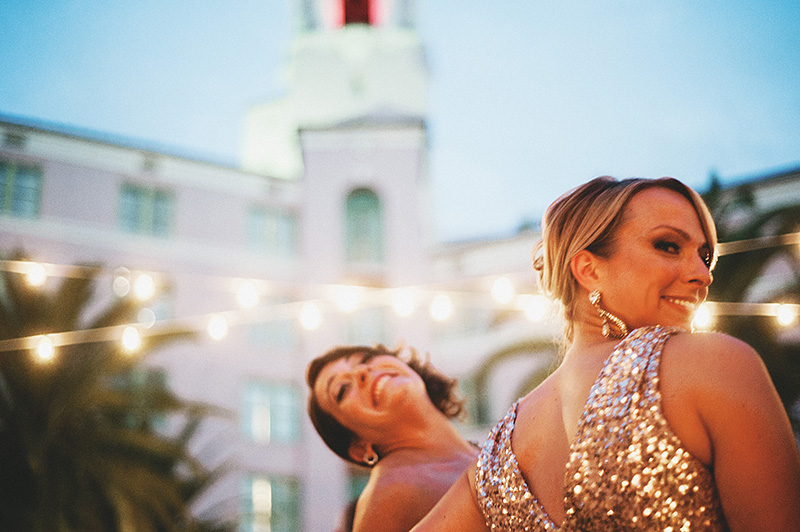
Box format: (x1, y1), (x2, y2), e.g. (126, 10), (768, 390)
(675, 333), (800, 532)
(410, 465), (489, 532)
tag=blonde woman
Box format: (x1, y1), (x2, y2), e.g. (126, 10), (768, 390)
(411, 177), (800, 532)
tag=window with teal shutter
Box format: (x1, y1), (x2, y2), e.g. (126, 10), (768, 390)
(0, 159), (42, 218)
(240, 475), (301, 532)
(242, 381), (301, 444)
(345, 188), (384, 263)
(118, 183), (174, 237)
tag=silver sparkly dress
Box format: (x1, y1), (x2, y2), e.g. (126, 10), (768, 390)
(476, 326), (727, 531)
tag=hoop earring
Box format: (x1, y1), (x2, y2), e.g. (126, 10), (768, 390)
(363, 449), (378, 467)
(588, 289), (628, 339)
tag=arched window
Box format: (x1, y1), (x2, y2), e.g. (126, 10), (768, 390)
(345, 188), (384, 263)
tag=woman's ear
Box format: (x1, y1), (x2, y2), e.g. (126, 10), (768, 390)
(347, 440), (373, 465)
(570, 249), (601, 291)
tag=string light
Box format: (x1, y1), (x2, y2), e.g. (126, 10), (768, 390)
(716, 231), (800, 256)
(133, 274), (155, 301)
(521, 294), (550, 323)
(4, 224), (800, 358)
(391, 288), (416, 317)
(207, 314), (230, 340)
(2, 290), (797, 357)
(491, 276), (515, 305)
(24, 262), (47, 287)
(137, 308), (156, 329)
(333, 285), (364, 313)
(429, 294), (453, 322)
(121, 326), (142, 354)
(35, 335), (55, 362)
(299, 302), (322, 330)
(237, 280), (260, 309)
(692, 303), (714, 330)
(113, 267), (131, 297)
(775, 304), (797, 327)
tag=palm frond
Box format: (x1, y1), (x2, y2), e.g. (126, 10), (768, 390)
(50, 269), (99, 331)
(0, 252), (236, 531)
(702, 188), (800, 423)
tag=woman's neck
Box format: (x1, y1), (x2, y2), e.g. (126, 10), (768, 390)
(562, 318), (620, 367)
(562, 297), (622, 361)
(377, 414), (475, 465)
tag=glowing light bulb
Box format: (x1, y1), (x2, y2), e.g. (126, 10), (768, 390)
(776, 304), (797, 327)
(335, 285), (363, 313)
(523, 295), (550, 322)
(491, 276), (515, 305)
(25, 262), (47, 287)
(137, 308), (156, 328)
(133, 274), (155, 301)
(692, 303), (714, 330)
(113, 267), (131, 297)
(300, 303), (322, 330)
(113, 276), (131, 297)
(391, 289), (416, 317)
(121, 326), (142, 354)
(429, 294), (453, 322)
(237, 280), (260, 309)
(208, 314), (229, 340)
(35, 335), (55, 362)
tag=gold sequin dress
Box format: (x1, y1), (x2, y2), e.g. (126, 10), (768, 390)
(475, 326), (728, 531)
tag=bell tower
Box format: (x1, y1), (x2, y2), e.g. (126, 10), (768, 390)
(241, 0), (426, 178)
(254, 5), (432, 531)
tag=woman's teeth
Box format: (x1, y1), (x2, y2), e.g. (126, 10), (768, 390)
(373, 374), (391, 404)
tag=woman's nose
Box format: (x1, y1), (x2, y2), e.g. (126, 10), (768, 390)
(688, 254), (712, 287)
(354, 364), (369, 384)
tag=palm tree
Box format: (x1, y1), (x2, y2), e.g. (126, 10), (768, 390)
(703, 174), (800, 432)
(0, 253), (236, 532)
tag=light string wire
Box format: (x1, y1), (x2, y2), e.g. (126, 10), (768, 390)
(2, 229), (800, 355)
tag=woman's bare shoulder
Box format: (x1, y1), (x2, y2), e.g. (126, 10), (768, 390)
(355, 463), (467, 532)
(662, 330), (774, 406)
(666, 329), (754, 352)
(664, 330), (763, 377)
(663, 331), (800, 531)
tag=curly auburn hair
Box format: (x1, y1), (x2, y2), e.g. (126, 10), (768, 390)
(306, 344), (466, 467)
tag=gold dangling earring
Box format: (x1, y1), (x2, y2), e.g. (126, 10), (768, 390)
(588, 289), (629, 339)
(363, 448), (378, 467)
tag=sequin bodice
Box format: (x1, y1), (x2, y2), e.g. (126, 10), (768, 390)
(475, 326), (727, 531)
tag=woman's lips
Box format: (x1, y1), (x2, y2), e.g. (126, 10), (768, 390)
(662, 296), (698, 310)
(372, 374), (392, 406)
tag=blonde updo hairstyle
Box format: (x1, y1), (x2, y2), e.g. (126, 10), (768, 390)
(532, 176), (718, 343)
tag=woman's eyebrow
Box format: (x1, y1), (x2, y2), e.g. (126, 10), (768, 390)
(650, 224), (691, 240)
(323, 373), (335, 401)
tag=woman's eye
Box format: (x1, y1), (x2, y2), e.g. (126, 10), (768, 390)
(336, 383), (349, 403)
(655, 240), (680, 254)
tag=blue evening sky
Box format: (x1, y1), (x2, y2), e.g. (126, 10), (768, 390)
(1, 1), (799, 242)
